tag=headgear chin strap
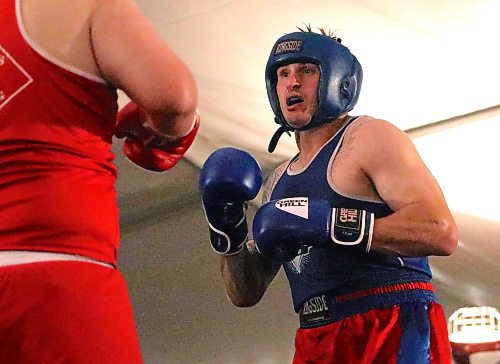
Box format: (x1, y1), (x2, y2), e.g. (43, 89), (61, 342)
(265, 32), (363, 153)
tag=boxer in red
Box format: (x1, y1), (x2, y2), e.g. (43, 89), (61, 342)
(200, 27), (458, 363)
(0, 0), (198, 362)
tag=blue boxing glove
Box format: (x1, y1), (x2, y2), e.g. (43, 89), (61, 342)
(199, 147), (262, 255)
(253, 197), (374, 262)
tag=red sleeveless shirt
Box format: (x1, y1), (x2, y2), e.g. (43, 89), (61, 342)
(0, 0), (120, 263)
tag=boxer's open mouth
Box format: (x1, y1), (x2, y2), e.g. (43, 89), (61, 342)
(286, 96), (304, 106)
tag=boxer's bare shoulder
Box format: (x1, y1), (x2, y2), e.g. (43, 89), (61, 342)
(19, 0), (98, 76)
(262, 159), (290, 203)
(336, 116), (410, 166)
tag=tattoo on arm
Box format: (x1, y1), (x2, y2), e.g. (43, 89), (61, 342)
(335, 122), (361, 166)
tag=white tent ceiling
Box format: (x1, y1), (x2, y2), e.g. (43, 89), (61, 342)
(115, 1), (500, 362)
(128, 0), (500, 167)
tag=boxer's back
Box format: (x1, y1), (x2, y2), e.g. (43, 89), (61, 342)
(0, 0), (198, 264)
(0, 0), (119, 263)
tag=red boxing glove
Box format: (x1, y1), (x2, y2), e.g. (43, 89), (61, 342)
(115, 102), (200, 172)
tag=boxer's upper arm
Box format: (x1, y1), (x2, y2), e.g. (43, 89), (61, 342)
(359, 120), (449, 213)
(89, 0), (196, 114)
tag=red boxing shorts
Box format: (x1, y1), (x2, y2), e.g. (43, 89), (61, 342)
(294, 283), (452, 364)
(0, 261), (142, 364)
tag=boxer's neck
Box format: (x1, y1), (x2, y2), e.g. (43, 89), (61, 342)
(292, 114), (349, 168)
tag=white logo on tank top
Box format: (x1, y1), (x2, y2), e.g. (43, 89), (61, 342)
(288, 245), (312, 274)
(0, 45), (33, 111)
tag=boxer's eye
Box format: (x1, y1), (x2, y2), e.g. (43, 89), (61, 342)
(278, 69), (290, 78)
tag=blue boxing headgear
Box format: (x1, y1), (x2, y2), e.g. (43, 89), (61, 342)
(265, 32), (363, 152)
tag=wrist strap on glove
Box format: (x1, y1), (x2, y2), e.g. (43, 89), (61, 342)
(204, 202), (248, 256)
(331, 208), (374, 252)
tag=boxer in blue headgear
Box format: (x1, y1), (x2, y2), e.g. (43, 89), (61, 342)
(200, 26), (457, 363)
(265, 30), (362, 152)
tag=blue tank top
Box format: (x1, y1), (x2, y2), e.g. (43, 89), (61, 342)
(270, 117), (432, 311)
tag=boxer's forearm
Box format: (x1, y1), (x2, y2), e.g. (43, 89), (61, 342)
(144, 107), (198, 141)
(370, 202), (457, 257)
(221, 241), (279, 307)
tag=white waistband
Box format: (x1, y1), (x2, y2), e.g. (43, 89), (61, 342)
(0, 251), (114, 268)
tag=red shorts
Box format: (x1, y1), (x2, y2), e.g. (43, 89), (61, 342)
(0, 261), (142, 363)
(294, 286), (452, 364)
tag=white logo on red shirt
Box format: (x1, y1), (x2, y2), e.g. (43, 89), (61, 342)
(0, 45), (33, 110)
